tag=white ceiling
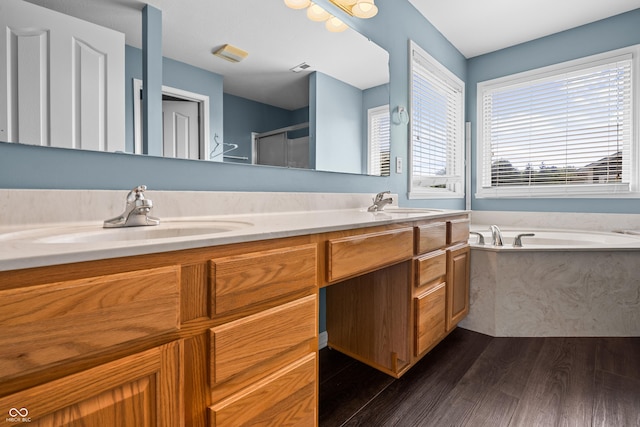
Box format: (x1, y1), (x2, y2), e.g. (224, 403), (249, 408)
(408, 0), (640, 58)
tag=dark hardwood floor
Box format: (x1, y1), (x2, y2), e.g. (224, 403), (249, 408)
(319, 328), (640, 427)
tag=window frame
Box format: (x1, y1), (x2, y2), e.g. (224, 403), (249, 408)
(408, 40), (466, 199)
(367, 104), (391, 176)
(476, 45), (640, 199)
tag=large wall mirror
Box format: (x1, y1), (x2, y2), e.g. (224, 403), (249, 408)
(4, 0), (389, 175)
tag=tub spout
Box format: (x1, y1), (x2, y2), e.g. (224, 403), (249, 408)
(489, 225), (503, 246)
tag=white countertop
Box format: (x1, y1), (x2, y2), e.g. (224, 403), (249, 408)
(0, 207), (466, 272)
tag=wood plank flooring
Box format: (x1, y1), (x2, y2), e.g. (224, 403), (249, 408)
(319, 328), (640, 427)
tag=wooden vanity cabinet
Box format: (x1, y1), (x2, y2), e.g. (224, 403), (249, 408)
(326, 215), (471, 378)
(0, 213), (469, 424)
(0, 236), (319, 427)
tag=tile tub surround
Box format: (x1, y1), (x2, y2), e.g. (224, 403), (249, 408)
(461, 239), (640, 338)
(471, 210), (640, 233)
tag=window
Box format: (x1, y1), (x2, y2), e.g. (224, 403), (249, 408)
(409, 41), (465, 198)
(477, 46), (639, 198)
(368, 105), (390, 176)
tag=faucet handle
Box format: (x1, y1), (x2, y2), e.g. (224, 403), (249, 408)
(513, 233), (535, 247)
(469, 231), (485, 245)
(374, 191), (391, 202)
(127, 185), (148, 203)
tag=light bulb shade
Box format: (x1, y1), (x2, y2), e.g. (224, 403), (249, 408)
(352, 0), (378, 18)
(332, 0), (357, 6)
(325, 16), (348, 32)
(284, 0), (311, 9)
(306, 3), (330, 21)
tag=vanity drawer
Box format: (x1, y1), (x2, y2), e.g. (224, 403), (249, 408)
(414, 282), (446, 356)
(447, 219), (470, 245)
(415, 222), (447, 254)
(210, 244), (316, 316)
(0, 265), (181, 381)
(209, 352), (317, 427)
(209, 295), (317, 386)
(415, 250), (447, 290)
(327, 228), (413, 282)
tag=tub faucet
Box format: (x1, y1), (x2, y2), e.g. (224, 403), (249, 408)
(489, 225), (503, 246)
(103, 185), (160, 228)
(367, 191), (393, 212)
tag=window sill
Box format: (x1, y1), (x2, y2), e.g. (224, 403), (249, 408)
(409, 191), (464, 200)
(476, 185), (639, 199)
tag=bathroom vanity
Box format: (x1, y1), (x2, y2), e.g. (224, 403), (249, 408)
(0, 193), (469, 426)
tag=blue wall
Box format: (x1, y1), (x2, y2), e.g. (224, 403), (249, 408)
(312, 72), (363, 174)
(0, 0), (467, 211)
(467, 9), (640, 213)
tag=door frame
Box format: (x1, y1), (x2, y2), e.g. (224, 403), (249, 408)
(133, 78), (210, 159)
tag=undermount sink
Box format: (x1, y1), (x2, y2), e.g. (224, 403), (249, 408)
(1, 220), (253, 244)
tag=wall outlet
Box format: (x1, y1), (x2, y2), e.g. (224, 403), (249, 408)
(395, 157), (403, 174)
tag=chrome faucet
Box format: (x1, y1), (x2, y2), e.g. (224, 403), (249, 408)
(367, 191), (393, 212)
(103, 185), (160, 228)
(489, 225), (503, 246)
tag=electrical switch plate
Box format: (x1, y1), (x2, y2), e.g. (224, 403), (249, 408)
(396, 157), (403, 174)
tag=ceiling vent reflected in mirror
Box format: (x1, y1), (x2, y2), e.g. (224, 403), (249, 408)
(284, 0), (377, 33)
(290, 62), (312, 73)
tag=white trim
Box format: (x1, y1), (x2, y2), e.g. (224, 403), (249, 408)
(251, 132), (258, 165)
(133, 78), (211, 160)
(133, 79), (143, 154)
(408, 40), (465, 200)
(476, 45), (640, 199)
(318, 331), (328, 349)
(367, 104), (390, 176)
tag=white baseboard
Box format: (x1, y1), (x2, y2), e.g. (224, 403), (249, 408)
(318, 331), (328, 349)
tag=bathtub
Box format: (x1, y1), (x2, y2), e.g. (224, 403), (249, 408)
(469, 227), (640, 250)
(461, 226), (640, 337)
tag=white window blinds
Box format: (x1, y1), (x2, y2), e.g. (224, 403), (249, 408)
(410, 42), (464, 198)
(479, 54), (634, 196)
(368, 105), (390, 176)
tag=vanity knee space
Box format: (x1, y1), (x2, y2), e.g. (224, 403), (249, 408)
(325, 215), (471, 378)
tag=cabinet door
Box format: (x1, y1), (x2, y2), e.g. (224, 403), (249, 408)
(414, 282), (446, 356)
(446, 244), (470, 331)
(0, 341), (182, 427)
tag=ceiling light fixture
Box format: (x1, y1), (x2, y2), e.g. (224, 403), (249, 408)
(306, 3), (330, 21)
(350, 0), (378, 18)
(284, 0), (377, 33)
(213, 44), (248, 63)
(325, 15), (348, 32)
